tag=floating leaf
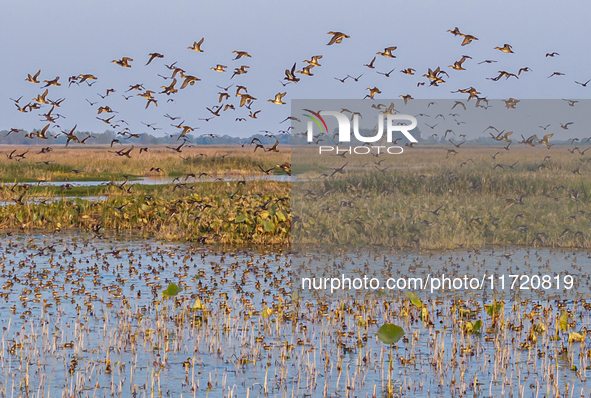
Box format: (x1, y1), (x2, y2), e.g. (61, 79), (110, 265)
(420, 307), (429, 321)
(534, 323), (546, 333)
(464, 320), (482, 334)
(162, 283), (183, 297)
(459, 308), (473, 318)
(377, 324), (404, 345)
(568, 332), (585, 343)
(404, 291), (423, 308)
(484, 301), (503, 317)
(275, 211), (286, 222)
(263, 220), (275, 232)
(235, 214), (247, 223)
(262, 307), (273, 318)
(192, 298), (204, 311)
(559, 311), (570, 332)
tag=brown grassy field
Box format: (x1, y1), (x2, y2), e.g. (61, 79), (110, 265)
(293, 144), (591, 249)
(0, 145), (291, 182)
(2, 144), (590, 248)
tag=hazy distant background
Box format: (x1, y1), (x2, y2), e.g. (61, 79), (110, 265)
(1, 0), (590, 139)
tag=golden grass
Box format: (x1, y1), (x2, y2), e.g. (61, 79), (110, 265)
(2, 144), (590, 248)
(293, 145), (591, 249)
(0, 145), (291, 181)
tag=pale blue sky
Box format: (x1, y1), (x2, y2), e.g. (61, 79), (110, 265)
(1, 0), (590, 138)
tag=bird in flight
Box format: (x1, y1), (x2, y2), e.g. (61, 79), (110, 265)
(231, 65), (249, 79)
(167, 140), (187, 153)
(43, 77), (61, 87)
(329, 162), (348, 177)
(26, 70), (41, 83)
(535, 133), (553, 148)
(562, 99), (578, 107)
(449, 55), (471, 71)
(303, 55), (322, 67)
(211, 64), (227, 73)
(377, 68), (395, 77)
(146, 53), (163, 65)
(110, 145), (134, 158)
(504, 195), (525, 211)
(519, 134), (537, 147)
(112, 57), (133, 67)
(377, 46), (397, 58)
(447, 27), (462, 36)
(494, 44), (514, 53)
(266, 141), (280, 152)
(327, 31), (350, 45)
(284, 63), (300, 83)
(180, 75), (200, 89)
(297, 65), (314, 76)
(460, 34), (478, 46)
(364, 87), (381, 100)
(268, 92), (286, 105)
(548, 72), (565, 78)
(188, 38), (204, 52)
(517, 67), (532, 75)
(232, 50), (251, 60)
(364, 57), (376, 69)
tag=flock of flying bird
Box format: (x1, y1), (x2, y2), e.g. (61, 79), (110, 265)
(5, 38), (301, 168)
(2, 22), (591, 398)
(3, 29), (591, 173)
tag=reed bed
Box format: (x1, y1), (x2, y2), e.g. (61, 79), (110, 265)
(294, 145), (591, 249)
(1, 145), (590, 248)
(0, 146), (290, 182)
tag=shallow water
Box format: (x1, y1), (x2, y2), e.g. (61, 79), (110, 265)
(0, 174), (294, 206)
(0, 196), (109, 206)
(293, 246), (591, 300)
(33, 174), (294, 187)
(0, 234), (589, 398)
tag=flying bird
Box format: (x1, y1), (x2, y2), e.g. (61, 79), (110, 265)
(146, 53), (164, 65)
(327, 31), (350, 45)
(494, 44), (514, 53)
(112, 57), (133, 67)
(188, 38), (205, 52)
(268, 92), (287, 105)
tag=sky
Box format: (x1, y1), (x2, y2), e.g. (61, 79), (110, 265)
(1, 0), (590, 140)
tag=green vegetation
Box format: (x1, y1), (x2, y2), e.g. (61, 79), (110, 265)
(3, 145), (591, 249)
(0, 146), (289, 181)
(294, 146), (591, 249)
(0, 180), (290, 244)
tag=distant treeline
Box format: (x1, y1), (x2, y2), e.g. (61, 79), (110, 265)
(0, 130), (292, 146)
(0, 129), (582, 147)
(290, 128), (582, 146)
